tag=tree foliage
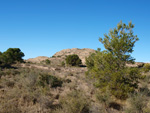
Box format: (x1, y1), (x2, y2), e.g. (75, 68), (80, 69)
(0, 48), (24, 67)
(143, 63), (150, 72)
(65, 54), (82, 66)
(99, 21), (139, 69)
(86, 21), (141, 99)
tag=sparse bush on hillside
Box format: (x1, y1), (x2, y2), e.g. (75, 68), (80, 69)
(52, 56), (56, 58)
(45, 59), (51, 64)
(65, 54), (82, 66)
(61, 61), (65, 67)
(41, 59), (51, 65)
(57, 55), (61, 57)
(38, 74), (63, 88)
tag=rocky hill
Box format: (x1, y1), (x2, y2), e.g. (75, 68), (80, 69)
(53, 48), (95, 64)
(27, 48), (96, 65)
(27, 56), (49, 63)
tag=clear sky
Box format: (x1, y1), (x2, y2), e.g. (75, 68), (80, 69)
(0, 0), (150, 62)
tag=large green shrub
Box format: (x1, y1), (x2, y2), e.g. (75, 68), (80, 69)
(86, 21), (142, 99)
(0, 48), (24, 67)
(65, 54), (82, 66)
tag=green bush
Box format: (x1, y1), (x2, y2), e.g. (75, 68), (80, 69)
(65, 54), (82, 66)
(41, 59), (51, 64)
(45, 59), (51, 64)
(0, 48), (24, 67)
(143, 63), (150, 72)
(38, 74), (63, 88)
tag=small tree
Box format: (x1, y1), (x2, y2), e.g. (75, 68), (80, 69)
(65, 54), (82, 66)
(86, 21), (141, 99)
(99, 21), (139, 68)
(0, 48), (24, 67)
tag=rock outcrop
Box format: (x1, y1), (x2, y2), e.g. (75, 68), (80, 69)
(27, 56), (49, 63)
(27, 48), (96, 65)
(53, 48), (96, 64)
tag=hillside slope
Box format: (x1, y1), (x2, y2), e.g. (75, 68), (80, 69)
(27, 48), (96, 65)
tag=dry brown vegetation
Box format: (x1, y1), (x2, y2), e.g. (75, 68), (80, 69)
(0, 48), (150, 113)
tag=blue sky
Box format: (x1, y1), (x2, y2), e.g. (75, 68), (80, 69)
(0, 0), (150, 62)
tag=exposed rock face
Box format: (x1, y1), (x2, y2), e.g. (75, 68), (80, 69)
(27, 48), (96, 65)
(27, 56), (49, 63)
(53, 48), (96, 64)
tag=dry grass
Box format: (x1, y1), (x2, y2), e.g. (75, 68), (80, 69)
(0, 61), (149, 113)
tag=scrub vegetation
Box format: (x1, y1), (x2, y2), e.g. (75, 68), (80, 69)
(0, 21), (150, 113)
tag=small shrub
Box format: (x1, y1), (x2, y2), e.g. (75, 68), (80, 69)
(137, 63), (144, 68)
(41, 59), (51, 65)
(64, 79), (71, 83)
(52, 56), (56, 58)
(68, 72), (73, 76)
(45, 59), (51, 64)
(65, 54), (82, 66)
(38, 74), (63, 88)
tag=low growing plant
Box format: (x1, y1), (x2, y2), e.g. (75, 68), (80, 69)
(38, 74), (63, 88)
(61, 61), (65, 67)
(65, 54), (82, 66)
